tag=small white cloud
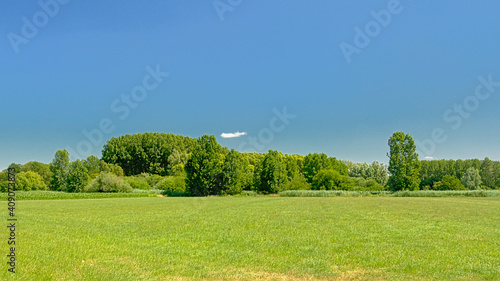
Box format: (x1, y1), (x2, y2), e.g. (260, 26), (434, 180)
(220, 131), (247, 139)
(424, 156), (434, 160)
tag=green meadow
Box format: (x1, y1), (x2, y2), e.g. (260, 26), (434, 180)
(2, 197), (499, 280)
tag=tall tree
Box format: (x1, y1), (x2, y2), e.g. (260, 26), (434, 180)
(461, 167), (482, 190)
(387, 132), (421, 191)
(480, 157), (496, 189)
(49, 150), (70, 191)
(370, 161), (389, 186)
(185, 135), (225, 196)
(258, 150), (287, 194)
(222, 149), (244, 195)
(84, 155), (102, 179)
(303, 153), (347, 183)
(66, 160), (90, 193)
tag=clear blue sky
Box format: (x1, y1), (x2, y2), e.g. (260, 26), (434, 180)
(1, 0), (500, 170)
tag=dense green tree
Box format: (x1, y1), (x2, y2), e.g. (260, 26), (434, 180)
(303, 153), (347, 183)
(167, 149), (189, 174)
(0, 171), (8, 192)
(21, 161), (53, 186)
(303, 153), (328, 182)
(7, 163), (22, 174)
(387, 132), (421, 191)
(222, 149), (245, 195)
(370, 161), (389, 186)
(185, 135), (225, 196)
(154, 176), (186, 192)
(312, 169), (346, 190)
(341, 177), (385, 191)
(84, 155), (101, 179)
(240, 165), (255, 191)
(349, 163), (371, 179)
(170, 164), (186, 177)
(154, 164), (187, 192)
(433, 175), (466, 190)
(420, 158), (483, 188)
(66, 160), (90, 193)
(284, 154), (303, 181)
(461, 167), (482, 190)
(258, 150), (287, 194)
(348, 161), (388, 186)
(495, 162), (500, 189)
(480, 157), (496, 189)
(100, 160), (124, 177)
(283, 174), (310, 190)
(102, 132), (196, 176)
(16, 171), (48, 191)
(49, 150), (70, 191)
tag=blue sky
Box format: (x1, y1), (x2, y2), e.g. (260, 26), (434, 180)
(1, 0), (500, 170)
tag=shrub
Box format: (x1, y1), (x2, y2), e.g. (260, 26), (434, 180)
(84, 172), (132, 193)
(361, 178), (385, 191)
(126, 176), (151, 190)
(147, 174), (164, 187)
(312, 169), (347, 190)
(154, 176), (186, 192)
(433, 175), (466, 191)
(283, 174), (310, 191)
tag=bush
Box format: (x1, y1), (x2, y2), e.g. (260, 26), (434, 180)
(312, 169), (347, 190)
(433, 175), (466, 190)
(126, 176), (151, 190)
(84, 172), (132, 193)
(147, 174), (164, 187)
(16, 171), (48, 191)
(342, 177), (386, 191)
(283, 174), (310, 191)
(154, 176), (186, 192)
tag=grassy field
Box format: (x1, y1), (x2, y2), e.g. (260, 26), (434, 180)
(1, 197), (499, 280)
(278, 190), (500, 198)
(0, 190), (159, 201)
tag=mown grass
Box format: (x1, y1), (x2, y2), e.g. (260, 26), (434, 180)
(1, 197), (499, 280)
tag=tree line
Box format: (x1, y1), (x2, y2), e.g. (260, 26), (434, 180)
(1, 132), (499, 194)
